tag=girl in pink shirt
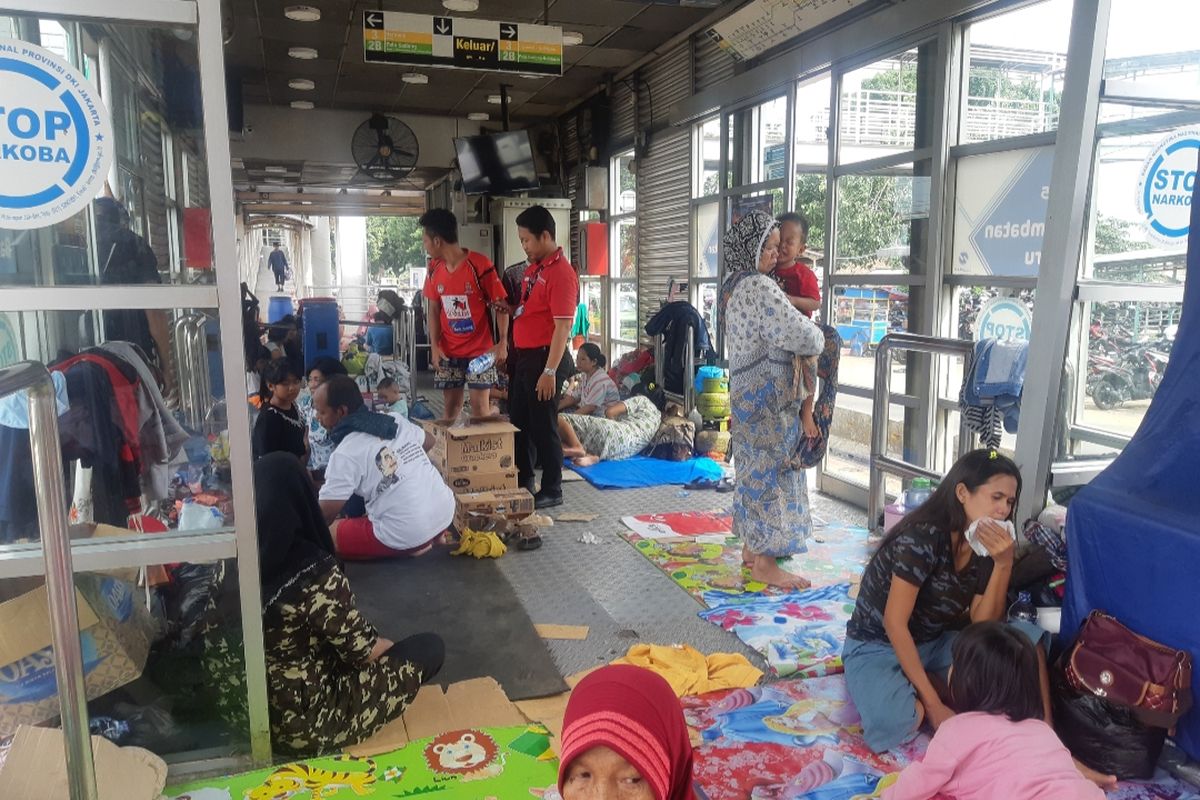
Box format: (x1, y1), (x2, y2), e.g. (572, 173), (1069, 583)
(883, 622), (1105, 800)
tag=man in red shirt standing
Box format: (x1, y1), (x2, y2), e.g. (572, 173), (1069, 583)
(510, 205), (578, 509)
(421, 209), (509, 422)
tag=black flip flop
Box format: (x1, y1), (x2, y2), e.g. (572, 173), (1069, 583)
(517, 533), (543, 551)
(716, 477), (736, 493)
(684, 478), (719, 491)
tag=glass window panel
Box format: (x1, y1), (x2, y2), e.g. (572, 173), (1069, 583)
(794, 76), (831, 167)
(758, 96), (789, 183)
(693, 202), (719, 279)
(839, 48), (920, 159)
(0, 17), (212, 287)
(728, 190), (783, 225)
(0, 307), (236, 550)
(1101, 1), (1200, 123)
(0, 559), (252, 757)
(1086, 129), (1192, 280)
(793, 172), (828, 256)
(615, 219), (637, 278)
(941, 286), (1036, 402)
(961, 0), (1071, 144)
(952, 147), (1054, 277)
(833, 163), (930, 274)
(614, 152), (637, 214)
(612, 280), (638, 342)
(695, 281), (719, 339)
(611, 341), (636, 361)
(581, 278), (603, 339)
(832, 285), (909, 389)
(1078, 299), (1179, 436)
(695, 118), (721, 197)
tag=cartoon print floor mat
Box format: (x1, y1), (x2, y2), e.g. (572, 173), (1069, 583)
(620, 511), (734, 540)
(165, 724), (560, 800)
(624, 523), (871, 606)
(684, 675), (1200, 800)
(684, 674), (928, 800)
(698, 584), (855, 678)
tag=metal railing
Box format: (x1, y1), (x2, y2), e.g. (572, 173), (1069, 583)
(868, 333), (976, 534)
(653, 327), (696, 416)
(173, 312), (213, 433)
(0, 362), (97, 800)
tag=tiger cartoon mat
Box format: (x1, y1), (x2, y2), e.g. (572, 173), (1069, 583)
(165, 725), (558, 800)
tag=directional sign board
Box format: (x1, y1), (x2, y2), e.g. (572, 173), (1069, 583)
(953, 146), (1053, 278)
(364, 11), (563, 76)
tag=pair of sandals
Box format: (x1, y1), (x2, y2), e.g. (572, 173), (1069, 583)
(461, 515), (543, 552)
(684, 476), (736, 493)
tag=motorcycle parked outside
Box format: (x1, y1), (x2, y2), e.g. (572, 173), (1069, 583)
(1091, 339), (1172, 410)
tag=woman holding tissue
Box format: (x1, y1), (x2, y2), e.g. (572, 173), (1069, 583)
(842, 449), (1051, 754)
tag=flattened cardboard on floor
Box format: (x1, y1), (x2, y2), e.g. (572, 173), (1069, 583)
(534, 624), (590, 640)
(0, 725), (166, 800)
(345, 676), (527, 757)
(0, 575), (154, 730)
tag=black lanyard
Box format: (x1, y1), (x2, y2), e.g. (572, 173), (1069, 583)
(521, 251), (562, 304)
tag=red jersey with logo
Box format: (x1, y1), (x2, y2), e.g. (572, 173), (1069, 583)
(422, 251), (507, 359)
(774, 258), (820, 318)
(513, 248), (579, 349)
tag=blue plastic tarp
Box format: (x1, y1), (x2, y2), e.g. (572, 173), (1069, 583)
(566, 455), (724, 489)
(1061, 152), (1200, 759)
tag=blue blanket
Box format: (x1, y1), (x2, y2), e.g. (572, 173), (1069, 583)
(567, 456), (723, 489)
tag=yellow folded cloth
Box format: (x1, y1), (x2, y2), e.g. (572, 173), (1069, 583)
(450, 529), (507, 559)
(612, 643), (763, 697)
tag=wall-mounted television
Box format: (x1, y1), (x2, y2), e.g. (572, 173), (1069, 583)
(454, 130), (541, 196)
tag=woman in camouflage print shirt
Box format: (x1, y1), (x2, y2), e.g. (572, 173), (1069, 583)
(252, 453), (444, 755)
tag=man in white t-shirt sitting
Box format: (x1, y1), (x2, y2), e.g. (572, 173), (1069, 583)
(314, 375), (456, 559)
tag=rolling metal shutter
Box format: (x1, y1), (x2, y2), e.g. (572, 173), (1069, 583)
(693, 31), (735, 93)
(636, 44), (693, 336)
(610, 80), (636, 150)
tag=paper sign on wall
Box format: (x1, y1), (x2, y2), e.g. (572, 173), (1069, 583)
(0, 40), (113, 230)
(1136, 128), (1200, 246)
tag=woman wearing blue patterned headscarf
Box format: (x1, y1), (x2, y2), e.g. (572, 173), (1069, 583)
(720, 210), (825, 589)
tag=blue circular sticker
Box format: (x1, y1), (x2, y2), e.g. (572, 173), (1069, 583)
(1136, 129), (1199, 246)
(0, 39), (112, 230)
(975, 297), (1032, 343)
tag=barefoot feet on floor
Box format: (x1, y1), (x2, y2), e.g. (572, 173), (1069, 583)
(742, 543), (754, 566)
(749, 555), (811, 590)
(562, 445), (587, 459)
(571, 455), (600, 468)
(1074, 759), (1117, 790)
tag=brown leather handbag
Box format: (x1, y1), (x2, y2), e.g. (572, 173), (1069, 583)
(1064, 610), (1193, 729)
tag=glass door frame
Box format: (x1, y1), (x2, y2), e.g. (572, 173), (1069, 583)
(0, 0), (271, 779)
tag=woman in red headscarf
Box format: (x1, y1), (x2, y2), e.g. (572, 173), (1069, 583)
(558, 665), (695, 800)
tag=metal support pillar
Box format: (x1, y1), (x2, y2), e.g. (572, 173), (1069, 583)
(1014, 0), (1111, 524)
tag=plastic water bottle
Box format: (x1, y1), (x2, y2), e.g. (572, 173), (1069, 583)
(904, 478), (933, 511)
(1007, 591), (1038, 624)
(468, 352), (496, 374)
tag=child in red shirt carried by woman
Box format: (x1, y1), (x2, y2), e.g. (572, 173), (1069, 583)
(773, 212), (821, 440)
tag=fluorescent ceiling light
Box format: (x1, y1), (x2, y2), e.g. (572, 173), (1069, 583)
(467, 112), (489, 121)
(442, 0), (479, 11)
(401, 72), (429, 85)
(288, 46), (319, 60)
(487, 94), (503, 104)
(562, 31), (584, 46)
(264, 166), (288, 174)
(288, 78), (315, 91)
(290, 100), (315, 110)
(284, 5), (321, 22)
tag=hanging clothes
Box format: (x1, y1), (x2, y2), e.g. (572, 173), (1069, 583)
(644, 301), (713, 396)
(959, 339), (1028, 449)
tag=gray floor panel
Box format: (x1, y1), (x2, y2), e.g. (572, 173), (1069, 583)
(414, 378), (867, 681)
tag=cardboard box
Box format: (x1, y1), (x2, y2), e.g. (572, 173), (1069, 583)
(455, 488), (535, 530)
(425, 419), (518, 475)
(0, 575), (154, 731)
(444, 469), (519, 495)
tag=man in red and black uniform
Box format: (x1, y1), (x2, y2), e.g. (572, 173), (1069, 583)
(510, 205), (578, 509)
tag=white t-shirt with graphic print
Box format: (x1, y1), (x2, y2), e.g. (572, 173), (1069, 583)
(320, 414), (455, 550)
